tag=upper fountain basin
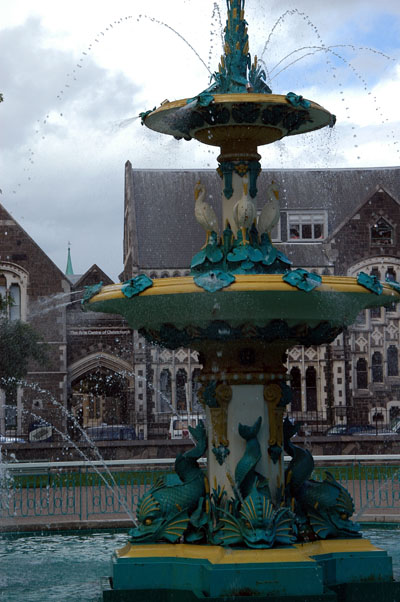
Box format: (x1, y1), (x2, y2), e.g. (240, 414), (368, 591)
(85, 274), (399, 350)
(143, 94), (334, 150)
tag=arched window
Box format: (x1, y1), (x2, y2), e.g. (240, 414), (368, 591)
(372, 352), (383, 383)
(160, 369), (172, 412)
(0, 265), (27, 321)
(385, 267), (396, 282)
(0, 278), (21, 320)
(9, 284), (21, 320)
(371, 217), (393, 246)
(388, 346), (399, 377)
(305, 366), (317, 412)
(176, 368), (187, 412)
(356, 358), (368, 389)
(191, 368), (202, 412)
(290, 367), (302, 411)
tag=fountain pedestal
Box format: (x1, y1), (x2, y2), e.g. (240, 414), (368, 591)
(104, 539), (398, 601)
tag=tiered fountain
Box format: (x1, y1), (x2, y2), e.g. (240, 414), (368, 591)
(84, 2), (400, 600)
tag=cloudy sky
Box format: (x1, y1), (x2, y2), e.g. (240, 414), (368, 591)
(1, 0), (400, 280)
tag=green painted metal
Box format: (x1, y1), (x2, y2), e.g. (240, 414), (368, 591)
(102, 580), (338, 602)
(129, 422), (207, 544)
(85, 289), (395, 345)
(111, 554), (326, 598)
(284, 418), (360, 540)
(190, 226), (291, 275)
(198, 0), (272, 96)
(65, 246), (74, 276)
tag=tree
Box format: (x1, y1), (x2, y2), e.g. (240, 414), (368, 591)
(0, 295), (48, 391)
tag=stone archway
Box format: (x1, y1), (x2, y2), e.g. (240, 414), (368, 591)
(68, 353), (134, 434)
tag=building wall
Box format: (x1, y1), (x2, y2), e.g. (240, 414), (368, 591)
(0, 205), (69, 438)
(123, 168), (400, 434)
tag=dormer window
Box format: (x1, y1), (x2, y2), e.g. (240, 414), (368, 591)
(287, 212), (327, 241)
(371, 217), (393, 246)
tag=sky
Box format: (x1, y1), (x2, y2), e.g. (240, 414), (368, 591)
(1, 0), (400, 281)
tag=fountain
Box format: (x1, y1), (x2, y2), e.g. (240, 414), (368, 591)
(84, 1), (400, 600)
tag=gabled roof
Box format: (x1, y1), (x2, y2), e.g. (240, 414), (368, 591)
(326, 184), (400, 242)
(127, 165), (400, 270)
(0, 202), (69, 283)
(71, 264), (113, 290)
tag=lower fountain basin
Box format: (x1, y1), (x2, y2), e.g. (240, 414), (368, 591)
(85, 275), (399, 349)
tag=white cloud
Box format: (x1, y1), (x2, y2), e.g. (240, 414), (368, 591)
(1, 0), (400, 280)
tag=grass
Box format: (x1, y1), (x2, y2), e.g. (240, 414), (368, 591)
(9, 465), (400, 489)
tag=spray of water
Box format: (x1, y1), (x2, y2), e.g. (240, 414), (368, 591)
(17, 409), (137, 524)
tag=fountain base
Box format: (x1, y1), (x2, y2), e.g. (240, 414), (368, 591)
(102, 539), (399, 601)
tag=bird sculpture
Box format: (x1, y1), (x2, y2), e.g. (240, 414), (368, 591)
(194, 181), (218, 246)
(232, 176), (256, 244)
(258, 181), (280, 237)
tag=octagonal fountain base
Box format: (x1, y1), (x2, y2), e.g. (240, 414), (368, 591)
(102, 539), (400, 602)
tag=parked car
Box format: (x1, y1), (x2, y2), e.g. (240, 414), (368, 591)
(325, 425), (348, 436)
(168, 414), (205, 439)
(326, 424), (398, 436)
(0, 433), (26, 444)
(80, 425), (136, 442)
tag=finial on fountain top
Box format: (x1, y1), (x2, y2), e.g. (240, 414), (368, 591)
(208, 0), (272, 95)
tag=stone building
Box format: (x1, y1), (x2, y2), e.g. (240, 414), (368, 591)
(0, 202), (70, 440)
(66, 264), (136, 438)
(0, 205), (136, 442)
(123, 162), (400, 432)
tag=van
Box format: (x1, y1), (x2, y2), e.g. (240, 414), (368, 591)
(168, 414), (205, 439)
(81, 425), (136, 442)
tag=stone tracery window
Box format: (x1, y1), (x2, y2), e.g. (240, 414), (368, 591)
(388, 346), (399, 377)
(356, 358), (368, 389)
(305, 366), (317, 411)
(290, 366), (302, 411)
(0, 268), (25, 320)
(372, 351), (383, 383)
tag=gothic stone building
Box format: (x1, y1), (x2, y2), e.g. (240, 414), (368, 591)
(0, 202), (70, 439)
(122, 162), (400, 432)
(0, 203), (135, 442)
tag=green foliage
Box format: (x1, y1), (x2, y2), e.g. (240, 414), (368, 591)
(0, 318), (49, 389)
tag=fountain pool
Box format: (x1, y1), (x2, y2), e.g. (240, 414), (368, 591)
(0, 526), (399, 602)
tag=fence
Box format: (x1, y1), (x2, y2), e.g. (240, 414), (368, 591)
(1, 456), (400, 527)
(5, 407), (400, 443)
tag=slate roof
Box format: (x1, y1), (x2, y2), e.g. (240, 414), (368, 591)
(128, 166), (400, 270)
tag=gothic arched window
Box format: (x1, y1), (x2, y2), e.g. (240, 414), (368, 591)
(305, 366), (317, 412)
(290, 367), (302, 411)
(159, 369), (172, 412)
(191, 369), (202, 412)
(356, 358), (368, 389)
(176, 368), (187, 412)
(388, 346), (399, 377)
(372, 351), (383, 383)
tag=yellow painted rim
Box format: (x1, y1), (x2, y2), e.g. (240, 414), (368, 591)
(149, 94), (329, 117)
(88, 275), (399, 304)
(115, 538), (382, 564)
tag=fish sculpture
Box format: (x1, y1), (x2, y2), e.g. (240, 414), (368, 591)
(216, 478), (295, 548)
(129, 420), (207, 543)
(283, 417), (361, 539)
